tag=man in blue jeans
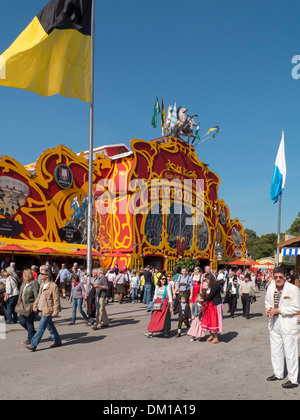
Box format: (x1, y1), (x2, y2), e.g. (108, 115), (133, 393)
(143, 266), (154, 305)
(26, 268), (61, 352)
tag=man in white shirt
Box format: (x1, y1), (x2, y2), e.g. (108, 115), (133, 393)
(217, 269), (224, 281)
(265, 267), (300, 389)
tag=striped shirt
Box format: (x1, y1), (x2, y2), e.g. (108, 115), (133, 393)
(274, 290), (282, 309)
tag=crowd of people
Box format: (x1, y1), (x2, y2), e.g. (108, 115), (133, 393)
(0, 259), (297, 353)
(1, 257), (299, 389)
(0, 260), (276, 343)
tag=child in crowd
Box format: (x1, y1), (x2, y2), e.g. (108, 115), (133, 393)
(187, 293), (206, 341)
(174, 295), (191, 338)
(129, 269), (140, 303)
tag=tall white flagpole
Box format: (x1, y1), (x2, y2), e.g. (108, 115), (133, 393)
(87, 0), (96, 277)
(276, 193), (282, 266)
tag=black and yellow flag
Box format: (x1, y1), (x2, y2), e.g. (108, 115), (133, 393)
(0, 0), (92, 102)
(161, 96), (166, 128)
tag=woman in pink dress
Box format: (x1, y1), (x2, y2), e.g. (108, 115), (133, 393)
(189, 266), (202, 309)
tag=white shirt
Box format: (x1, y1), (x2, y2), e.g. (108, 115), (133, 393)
(5, 276), (19, 298)
(153, 285), (173, 303)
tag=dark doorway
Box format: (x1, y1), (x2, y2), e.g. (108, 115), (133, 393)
(143, 256), (164, 271)
(195, 259), (210, 271)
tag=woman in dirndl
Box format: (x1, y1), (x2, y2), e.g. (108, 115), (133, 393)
(145, 275), (173, 338)
(200, 273), (223, 344)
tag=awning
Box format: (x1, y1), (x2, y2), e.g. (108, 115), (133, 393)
(229, 258), (251, 266)
(281, 248), (300, 257)
(73, 249), (102, 257)
(0, 238), (101, 258)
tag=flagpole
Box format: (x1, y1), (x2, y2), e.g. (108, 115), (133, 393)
(87, 0), (96, 277)
(276, 193), (282, 266)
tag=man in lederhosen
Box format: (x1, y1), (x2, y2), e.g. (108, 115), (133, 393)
(173, 267), (193, 313)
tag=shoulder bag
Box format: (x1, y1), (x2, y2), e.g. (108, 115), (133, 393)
(15, 292), (32, 317)
(153, 286), (168, 311)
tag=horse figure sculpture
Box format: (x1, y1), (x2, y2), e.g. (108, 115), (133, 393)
(180, 114), (198, 143)
(163, 105), (199, 143)
(171, 107), (198, 143)
(163, 105), (173, 135)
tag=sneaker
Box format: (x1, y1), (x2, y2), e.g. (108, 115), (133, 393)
(190, 337), (196, 342)
(145, 332), (153, 338)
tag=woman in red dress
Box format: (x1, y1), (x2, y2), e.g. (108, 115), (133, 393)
(189, 266), (202, 309)
(145, 275), (173, 337)
(200, 273), (223, 344)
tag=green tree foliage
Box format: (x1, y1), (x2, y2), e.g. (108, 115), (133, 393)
(287, 212), (300, 237)
(176, 257), (197, 272)
(245, 212), (299, 260)
(245, 229), (277, 260)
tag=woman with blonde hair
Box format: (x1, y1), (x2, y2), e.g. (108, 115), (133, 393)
(17, 269), (40, 344)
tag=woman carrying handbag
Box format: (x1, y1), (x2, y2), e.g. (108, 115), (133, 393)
(17, 269), (40, 344)
(145, 275), (173, 338)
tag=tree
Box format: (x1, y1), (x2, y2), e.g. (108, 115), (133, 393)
(245, 229), (277, 260)
(287, 212), (300, 237)
(176, 257), (197, 272)
(244, 213), (300, 261)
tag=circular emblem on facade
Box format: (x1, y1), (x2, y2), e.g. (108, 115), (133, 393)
(54, 164), (73, 189)
(0, 218), (23, 237)
(58, 226), (82, 243)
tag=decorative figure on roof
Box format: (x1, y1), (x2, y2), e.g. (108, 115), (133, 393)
(178, 114), (198, 143)
(168, 106), (198, 143)
(163, 105), (173, 135)
(160, 100), (220, 146)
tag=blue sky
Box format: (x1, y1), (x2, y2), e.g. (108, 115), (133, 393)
(0, 0), (299, 237)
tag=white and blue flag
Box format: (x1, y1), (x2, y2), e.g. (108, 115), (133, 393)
(270, 130), (286, 203)
(170, 102), (178, 129)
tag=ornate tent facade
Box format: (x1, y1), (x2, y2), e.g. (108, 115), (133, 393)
(0, 137), (246, 271)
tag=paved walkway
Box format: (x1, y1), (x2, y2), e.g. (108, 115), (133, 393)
(1, 289), (299, 400)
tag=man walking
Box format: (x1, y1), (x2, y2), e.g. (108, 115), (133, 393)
(265, 267), (300, 389)
(56, 263), (69, 299)
(92, 268), (109, 330)
(26, 267), (61, 351)
(240, 273), (256, 319)
(142, 266), (154, 305)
